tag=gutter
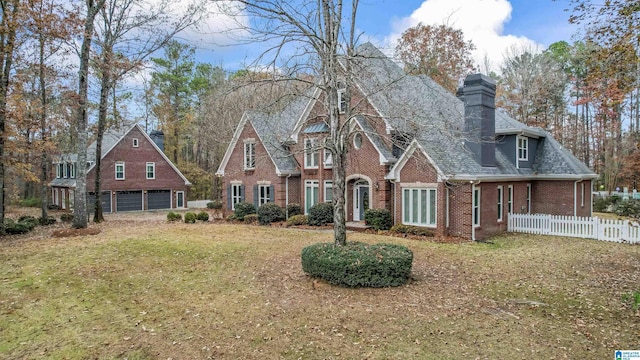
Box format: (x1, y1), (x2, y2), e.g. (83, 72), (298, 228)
(449, 173), (598, 182)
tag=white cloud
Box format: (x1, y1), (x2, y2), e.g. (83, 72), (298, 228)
(385, 0), (540, 72)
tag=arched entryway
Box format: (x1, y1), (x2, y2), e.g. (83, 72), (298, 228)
(347, 175), (371, 222)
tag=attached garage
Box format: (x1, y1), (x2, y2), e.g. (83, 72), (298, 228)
(87, 191), (112, 213)
(147, 189), (171, 210)
(116, 190), (143, 212)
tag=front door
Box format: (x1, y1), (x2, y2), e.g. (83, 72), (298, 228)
(176, 191), (185, 208)
(353, 185), (370, 221)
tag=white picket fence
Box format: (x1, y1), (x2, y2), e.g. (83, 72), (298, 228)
(507, 213), (640, 244)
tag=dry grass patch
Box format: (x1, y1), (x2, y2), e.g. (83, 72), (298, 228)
(1, 214), (639, 359)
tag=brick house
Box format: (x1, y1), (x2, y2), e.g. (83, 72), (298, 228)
(216, 43), (597, 240)
(49, 124), (191, 212)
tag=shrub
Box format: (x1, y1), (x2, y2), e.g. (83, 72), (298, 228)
(364, 208), (392, 230)
(390, 224), (435, 237)
(593, 196), (614, 212)
(226, 214), (237, 222)
(60, 213), (74, 222)
(257, 203), (286, 225)
(301, 242), (413, 288)
(18, 215), (39, 227)
(39, 216), (56, 226)
(47, 204), (60, 210)
(184, 212), (197, 223)
(244, 214), (258, 224)
(19, 197), (41, 208)
(4, 219), (33, 235)
(167, 212), (182, 222)
(613, 199), (640, 218)
(196, 211), (210, 221)
(233, 202), (256, 221)
(308, 202), (333, 226)
(286, 203), (302, 218)
(207, 200), (223, 209)
(286, 214), (308, 226)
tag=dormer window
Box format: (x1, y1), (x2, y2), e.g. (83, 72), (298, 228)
(133, 138), (139, 147)
(517, 136), (528, 161)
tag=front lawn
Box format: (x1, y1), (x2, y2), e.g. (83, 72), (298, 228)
(1, 217), (639, 359)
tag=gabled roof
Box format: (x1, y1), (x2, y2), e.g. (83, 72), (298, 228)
(217, 90), (317, 177)
(49, 123), (191, 187)
(352, 42), (596, 181)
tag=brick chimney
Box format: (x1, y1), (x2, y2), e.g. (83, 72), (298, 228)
(463, 73), (496, 167)
(150, 130), (165, 152)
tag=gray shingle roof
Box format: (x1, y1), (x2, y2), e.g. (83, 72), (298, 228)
(353, 42), (595, 179)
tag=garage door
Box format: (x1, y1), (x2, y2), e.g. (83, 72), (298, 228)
(147, 190), (171, 210)
(116, 191), (143, 212)
(87, 191), (112, 213)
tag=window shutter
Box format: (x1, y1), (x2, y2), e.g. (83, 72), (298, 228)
(240, 185), (245, 202)
(253, 185), (258, 207)
(269, 185), (275, 202)
(226, 184), (231, 210)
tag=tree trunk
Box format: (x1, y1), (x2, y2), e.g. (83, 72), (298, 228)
(39, 17), (49, 221)
(0, 0), (20, 234)
(93, 53), (112, 223)
(74, 0), (105, 229)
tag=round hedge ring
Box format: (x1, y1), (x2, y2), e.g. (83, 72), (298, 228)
(301, 242), (413, 288)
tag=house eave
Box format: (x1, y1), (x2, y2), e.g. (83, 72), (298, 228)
(448, 173), (599, 182)
(276, 170), (301, 176)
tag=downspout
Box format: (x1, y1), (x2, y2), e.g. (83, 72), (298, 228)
(573, 180), (579, 216)
(393, 181), (397, 225)
(285, 174), (291, 219)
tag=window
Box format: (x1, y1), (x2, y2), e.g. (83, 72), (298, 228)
(497, 186), (504, 222)
(305, 180), (319, 214)
(115, 162), (125, 180)
(353, 133), (363, 149)
(231, 184), (243, 210)
(244, 141), (255, 170)
(63, 163), (68, 178)
(402, 187), (437, 227)
(507, 185), (513, 214)
(56, 163), (62, 178)
(517, 136), (528, 161)
(324, 149), (333, 168)
(70, 163), (76, 178)
(526, 183), (531, 213)
(324, 181), (333, 202)
(304, 138), (319, 169)
(337, 81), (346, 114)
(146, 162), (155, 179)
(473, 187), (481, 227)
(258, 184), (272, 206)
(133, 138), (139, 147)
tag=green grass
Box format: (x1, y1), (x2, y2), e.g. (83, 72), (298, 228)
(1, 222), (639, 359)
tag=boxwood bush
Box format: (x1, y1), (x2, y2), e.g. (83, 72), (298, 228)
(257, 203), (285, 225)
(286, 203), (302, 217)
(184, 212), (197, 223)
(4, 219), (33, 235)
(39, 216), (56, 226)
(364, 208), (392, 230)
(196, 211), (210, 221)
(390, 224), (434, 237)
(233, 202), (256, 221)
(308, 202), (333, 226)
(301, 242), (413, 287)
(286, 214), (308, 226)
(244, 214), (258, 224)
(167, 212), (182, 222)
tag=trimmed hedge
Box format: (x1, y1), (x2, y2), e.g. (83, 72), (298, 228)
(286, 214), (308, 226)
(286, 203), (302, 217)
(207, 200), (223, 209)
(167, 212), (182, 222)
(244, 214), (258, 224)
(390, 224), (435, 237)
(184, 212), (197, 223)
(257, 203), (285, 225)
(364, 208), (392, 230)
(308, 202), (333, 226)
(196, 211), (210, 221)
(301, 242), (413, 288)
(233, 202), (256, 221)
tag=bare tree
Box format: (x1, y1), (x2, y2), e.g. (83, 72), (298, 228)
(232, 0), (362, 245)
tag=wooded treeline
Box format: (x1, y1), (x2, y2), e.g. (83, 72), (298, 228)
(0, 0), (637, 227)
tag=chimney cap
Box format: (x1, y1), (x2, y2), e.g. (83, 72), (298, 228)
(463, 73), (496, 90)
